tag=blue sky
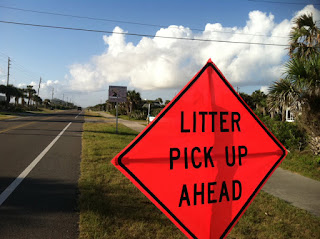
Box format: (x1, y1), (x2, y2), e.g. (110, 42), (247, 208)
(0, 0), (319, 106)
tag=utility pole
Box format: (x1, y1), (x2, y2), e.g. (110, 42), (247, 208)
(51, 88), (54, 100)
(6, 57), (10, 86)
(38, 77), (42, 95)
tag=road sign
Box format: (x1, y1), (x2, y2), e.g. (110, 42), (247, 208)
(111, 59), (287, 239)
(108, 86), (127, 103)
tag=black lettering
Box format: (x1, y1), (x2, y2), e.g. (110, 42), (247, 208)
(209, 112), (217, 132)
(204, 147), (214, 167)
(170, 148), (180, 170)
(191, 147), (202, 168)
(232, 112), (241, 132)
(219, 181), (230, 202)
(199, 112), (207, 132)
(225, 146), (236, 167)
(220, 112), (229, 132)
(232, 180), (242, 200)
(193, 112), (196, 132)
(238, 146), (247, 166)
(194, 183), (205, 205)
(184, 147), (188, 169)
(208, 182), (217, 203)
(179, 184), (190, 207)
(181, 111), (190, 133)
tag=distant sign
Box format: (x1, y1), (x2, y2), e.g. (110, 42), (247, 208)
(108, 86), (127, 103)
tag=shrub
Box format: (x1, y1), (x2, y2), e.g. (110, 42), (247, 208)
(151, 107), (164, 116)
(257, 113), (307, 151)
(130, 110), (147, 120)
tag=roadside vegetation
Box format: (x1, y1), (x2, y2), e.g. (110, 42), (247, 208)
(0, 84), (77, 112)
(80, 121), (320, 239)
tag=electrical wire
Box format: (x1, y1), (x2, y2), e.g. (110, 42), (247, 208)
(0, 20), (289, 47)
(0, 4), (289, 39)
(248, 0), (320, 5)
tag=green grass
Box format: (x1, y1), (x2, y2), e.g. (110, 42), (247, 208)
(228, 191), (320, 239)
(118, 114), (148, 125)
(280, 150), (320, 181)
(79, 122), (183, 239)
(0, 112), (17, 120)
(80, 122), (320, 239)
(27, 107), (65, 113)
(0, 115), (15, 120)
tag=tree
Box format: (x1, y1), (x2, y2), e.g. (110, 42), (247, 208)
(289, 13), (320, 59)
(14, 88), (24, 106)
(239, 92), (254, 109)
(26, 85), (36, 106)
(20, 88), (27, 106)
(33, 95), (42, 108)
(268, 13), (320, 153)
(0, 84), (18, 107)
(43, 99), (51, 108)
(127, 90), (142, 114)
(155, 97), (163, 104)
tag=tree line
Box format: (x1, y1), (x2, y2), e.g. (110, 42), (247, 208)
(0, 84), (76, 111)
(0, 84), (41, 109)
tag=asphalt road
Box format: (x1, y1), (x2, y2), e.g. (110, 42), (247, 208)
(0, 110), (83, 239)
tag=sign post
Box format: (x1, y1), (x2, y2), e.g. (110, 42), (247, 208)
(111, 60), (287, 238)
(108, 86), (127, 133)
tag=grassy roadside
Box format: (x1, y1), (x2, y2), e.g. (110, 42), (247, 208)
(118, 114), (148, 125)
(0, 113), (16, 120)
(280, 150), (320, 181)
(27, 107), (65, 113)
(79, 122), (320, 239)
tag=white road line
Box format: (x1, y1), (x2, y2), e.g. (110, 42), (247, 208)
(75, 111), (82, 119)
(8, 116), (31, 121)
(0, 122), (72, 206)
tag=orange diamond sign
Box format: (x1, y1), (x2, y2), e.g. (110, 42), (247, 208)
(111, 59), (287, 238)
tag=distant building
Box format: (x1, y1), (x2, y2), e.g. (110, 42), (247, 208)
(0, 94), (5, 102)
(285, 108), (295, 122)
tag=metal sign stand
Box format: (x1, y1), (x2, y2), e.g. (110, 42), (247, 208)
(108, 86), (127, 134)
(116, 102), (118, 134)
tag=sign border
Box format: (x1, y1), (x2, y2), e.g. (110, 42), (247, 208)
(117, 62), (287, 239)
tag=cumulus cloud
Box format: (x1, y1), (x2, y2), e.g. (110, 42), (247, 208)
(67, 5), (319, 95)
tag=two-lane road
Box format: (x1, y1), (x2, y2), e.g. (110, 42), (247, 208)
(0, 110), (83, 239)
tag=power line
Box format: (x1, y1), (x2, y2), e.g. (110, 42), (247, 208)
(0, 20), (289, 47)
(0, 51), (41, 84)
(0, 4), (289, 39)
(248, 0), (320, 5)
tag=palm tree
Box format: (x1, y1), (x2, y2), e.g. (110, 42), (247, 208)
(268, 78), (300, 121)
(0, 84), (18, 107)
(33, 95), (42, 108)
(26, 85), (36, 106)
(269, 13), (320, 153)
(20, 88), (27, 107)
(14, 88), (24, 106)
(43, 99), (51, 109)
(289, 13), (320, 59)
(126, 90), (142, 115)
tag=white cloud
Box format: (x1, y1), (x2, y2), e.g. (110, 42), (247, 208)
(260, 85), (270, 94)
(64, 5), (319, 106)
